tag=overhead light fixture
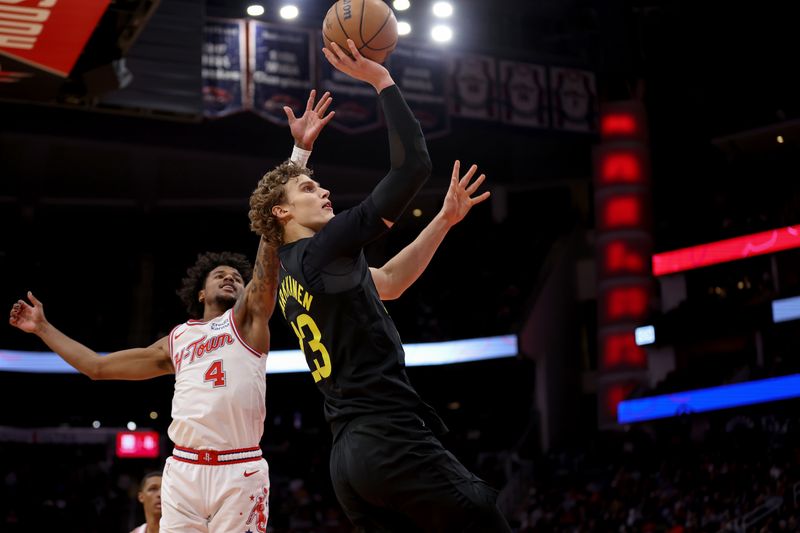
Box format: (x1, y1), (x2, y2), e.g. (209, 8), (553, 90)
(432, 1), (453, 17)
(431, 25), (452, 42)
(393, 0), (410, 11)
(280, 5), (299, 19)
(246, 4), (265, 17)
(398, 21), (411, 35)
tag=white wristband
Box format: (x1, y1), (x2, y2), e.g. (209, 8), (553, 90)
(290, 145), (312, 167)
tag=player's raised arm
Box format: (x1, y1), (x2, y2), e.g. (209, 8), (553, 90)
(234, 237), (279, 354)
(370, 161), (490, 300)
(9, 291), (173, 380)
(324, 41), (431, 230)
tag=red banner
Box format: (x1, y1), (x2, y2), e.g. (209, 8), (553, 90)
(0, 0), (110, 77)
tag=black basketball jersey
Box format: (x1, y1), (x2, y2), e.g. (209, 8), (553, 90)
(277, 197), (446, 438)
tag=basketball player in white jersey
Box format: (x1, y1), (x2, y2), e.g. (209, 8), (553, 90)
(8, 90), (334, 533)
(131, 471), (162, 533)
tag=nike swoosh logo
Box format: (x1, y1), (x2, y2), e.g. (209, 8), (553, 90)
(175, 329), (186, 339)
(243, 470), (259, 477)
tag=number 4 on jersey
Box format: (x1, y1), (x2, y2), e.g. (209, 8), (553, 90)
(204, 360), (226, 387)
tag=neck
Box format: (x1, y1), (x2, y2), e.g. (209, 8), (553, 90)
(146, 513), (160, 533)
(284, 223), (316, 244)
(202, 304), (229, 321)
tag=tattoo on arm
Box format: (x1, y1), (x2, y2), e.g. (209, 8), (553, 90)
(249, 238), (279, 300)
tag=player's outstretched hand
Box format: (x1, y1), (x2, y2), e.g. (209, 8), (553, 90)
(9, 291), (47, 335)
(284, 89), (335, 150)
(322, 39), (394, 93)
(440, 160), (491, 227)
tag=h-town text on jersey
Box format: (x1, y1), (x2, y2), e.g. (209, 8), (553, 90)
(174, 333), (234, 372)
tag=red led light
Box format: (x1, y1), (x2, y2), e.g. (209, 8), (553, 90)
(653, 225), (800, 276)
(600, 152), (642, 184)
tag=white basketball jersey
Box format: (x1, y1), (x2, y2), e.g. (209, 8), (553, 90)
(167, 308), (266, 450)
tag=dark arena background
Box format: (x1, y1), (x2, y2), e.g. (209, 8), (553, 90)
(3, 0), (800, 531)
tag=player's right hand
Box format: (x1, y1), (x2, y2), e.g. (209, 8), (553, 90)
(9, 291), (47, 335)
(322, 39), (394, 93)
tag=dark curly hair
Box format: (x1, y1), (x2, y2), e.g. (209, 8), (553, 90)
(249, 159), (311, 246)
(177, 251), (253, 318)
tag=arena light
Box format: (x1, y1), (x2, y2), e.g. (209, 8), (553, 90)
(398, 21), (412, 36)
(246, 4), (265, 16)
(432, 1), (453, 17)
(652, 225), (800, 276)
(431, 25), (453, 43)
(601, 113), (638, 138)
(279, 5), (299, 19)
(0, 335), (517, 374)
(393, 0), (410, 10)
(617, 373), (800, 424)
(772, 295), (800, 323)
(634, 325), (655, 346)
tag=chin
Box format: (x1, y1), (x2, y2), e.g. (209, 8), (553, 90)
(216, 294), (239, 310)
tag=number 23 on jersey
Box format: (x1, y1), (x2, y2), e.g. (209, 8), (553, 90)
(290, 314), (331, 383)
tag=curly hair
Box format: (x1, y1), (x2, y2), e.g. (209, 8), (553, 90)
(177, 251), (253, 318)
(249, 159), (312, 246)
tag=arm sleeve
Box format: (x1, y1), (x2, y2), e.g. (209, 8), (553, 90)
(301, 86), (432, 288)
(368, 84), (432, 222)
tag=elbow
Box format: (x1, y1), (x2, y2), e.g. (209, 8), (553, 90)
(411, 149), (433, 183)
(87, 360), (104, 380)
(382, 290), (403, 301)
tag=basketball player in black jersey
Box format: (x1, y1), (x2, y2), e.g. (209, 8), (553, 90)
(248, 40), (511, 533)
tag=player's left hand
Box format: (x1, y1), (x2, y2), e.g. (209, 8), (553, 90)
(284, 89), (335, 150)
(440, 160), (490, 227)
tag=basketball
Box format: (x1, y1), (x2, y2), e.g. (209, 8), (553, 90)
(322, 0), (398, 64)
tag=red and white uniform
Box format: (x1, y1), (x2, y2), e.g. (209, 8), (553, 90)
(130, 524), (147, 533)
(160, 308), (270, 533)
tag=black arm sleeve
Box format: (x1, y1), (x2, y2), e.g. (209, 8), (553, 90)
(369, 84), (432, 222)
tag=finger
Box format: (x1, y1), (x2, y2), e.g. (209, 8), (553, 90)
(283, 106), (296, 122)
(305, 89), (316, 112)
(330, 41), (349, 62)
(320, 111), (336, 126)
(322, 47), (338, 66)
(317, 95), (333, 117)
(465, 174), (486, 195)
(346, 39), (362, 60)
(470, 191), (491, 205)
(459, 164), (478, 188)
(27, 291), (41, 306)
(314, 91), (331, 113)
(451, 160), (460, 180)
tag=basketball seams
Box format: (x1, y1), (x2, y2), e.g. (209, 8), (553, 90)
(361, 8), (394, 49)
(358, 0), (367, 46)
(326, 0), (397, 62)
(334, 1), (352, 42)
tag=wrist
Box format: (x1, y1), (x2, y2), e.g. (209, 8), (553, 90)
(372, 75), (395, 93)
(291, 145), (312, 167)
(35, 320), (51, 338)
(294, 140), (312, 151)
(434, 211), (455, 230)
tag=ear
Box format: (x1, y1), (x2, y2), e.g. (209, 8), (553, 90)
(138, 492), (145, 504)
(271, 204), (290, 221)
(198, 289), (206, 303)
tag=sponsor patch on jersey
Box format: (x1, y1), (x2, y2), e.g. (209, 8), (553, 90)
(211, 319), (230, 331)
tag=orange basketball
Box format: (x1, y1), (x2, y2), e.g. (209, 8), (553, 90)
(322, 0), (398, 64)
